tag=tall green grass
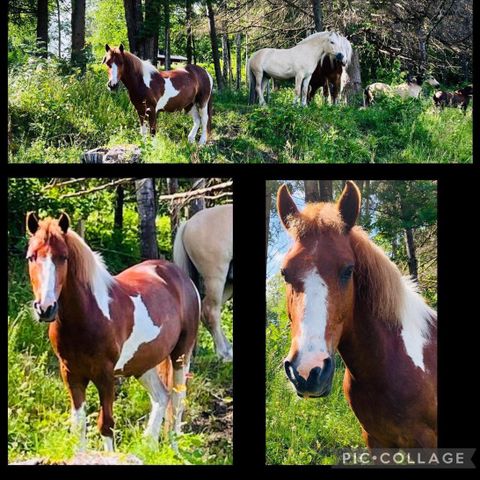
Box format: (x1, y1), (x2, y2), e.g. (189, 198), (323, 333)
(8, 59), (472, 163)
(8, 257), (233, 465)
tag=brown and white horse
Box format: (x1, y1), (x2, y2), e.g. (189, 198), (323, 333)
(26, 213), (200, 451)
(277, 182), (437, 448)
(173, 204), (233, 362)
(103, 44), (213, 144)
(307, 56), (350, 105)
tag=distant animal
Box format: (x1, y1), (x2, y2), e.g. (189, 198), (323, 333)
(26, 213), (200, 451)
(173, 204), (233, 362)
(248, 31), (352, 106)
(433, 85), (473, 113)
(307, 45), (353, 105)
(102, 44), (213, 144)
(277, 181), (437, 448)
(364, 74), (440, 106)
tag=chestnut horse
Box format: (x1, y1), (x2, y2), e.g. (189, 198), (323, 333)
(103, 44), (213, 144)
(307, 56), (350, 105)
(173, 204), (233, 362)
(26, 213), (200, 451)
(277, 182), (437, 448)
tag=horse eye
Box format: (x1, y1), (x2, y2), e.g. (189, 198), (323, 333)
(27, 254), (36, 262)
(280, 267), (290, 282)
(340, 265), (354, 283)
(58, 255), (68, 262)
(330, 41), (335, 44)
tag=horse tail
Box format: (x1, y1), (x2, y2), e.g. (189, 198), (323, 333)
(247, 59), (257, 104)
(173, 221), (200, 292)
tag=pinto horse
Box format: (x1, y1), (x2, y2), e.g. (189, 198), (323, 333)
(26, 213), (200, 451)
(277, 182), (437, 448)
(433, 85), (473, 114)
(248, 31), (351, 106)
(103, 44), (213, 144)
(173, 204), (233, 362)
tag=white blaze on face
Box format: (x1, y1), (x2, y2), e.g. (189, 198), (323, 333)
(38, 254), (57, 309)
(114, 295), (161, 371)
(156, 78), (180, 111)
(296, 269), (330, 378)
(110, 62), (119, 85)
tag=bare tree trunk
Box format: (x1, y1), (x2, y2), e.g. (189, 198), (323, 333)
(164, 0), (171, 69)
(71, 0), (86, 68)
(235, 33), (241, 89)
(319, 180), (333, 202)
(344, 49), (362, 103)
(221, 33), (230, 86)
(124, 0), (143, 56)
(114, 185), (124, 233)
(185, 0), (193, 64)
(136, 178), (159, 259)
(311, 0), (323, 32)
(188, 178), (206, 217)
(36, 0), (49, 57)
(304, 181), (320, 202)
(56, 0), (61, 58)
(192, 33), (197, 64)
(143, 0), (161, 64)
(404, 227), (418, 281)
(206, 0), (224, 90)
(166, 178), (180, 239)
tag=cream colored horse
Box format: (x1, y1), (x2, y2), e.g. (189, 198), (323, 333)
(248, 31), (352, 106)
(173, 204), (233, 362)
(364, 75), (440, 106)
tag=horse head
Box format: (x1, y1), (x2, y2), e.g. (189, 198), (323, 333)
(26, 212), (71, 322)
(102, 44), (125, 91)
(277, 181), (361, 398)
(325, 32), (350, 67)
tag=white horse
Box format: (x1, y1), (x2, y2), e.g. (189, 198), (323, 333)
(173, 204), (233, 362)
(364, 74), (440, 106)
(248, 31), (352, 106)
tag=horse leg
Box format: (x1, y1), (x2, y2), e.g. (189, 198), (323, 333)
(301, 74), (312, 106)
(255, 72), (266, 106)
(146, 102), (156, 135)
(198, 103), (209, 145)
(138, 367), (169, 441)
(171, 350), (193, 436)
(262, 76), (270, 103)
(61, 364), (88, 451)
(93, 374), (116, 452)
(136, 101), (148, 137)
(187, 105), (201, 143)
(202, 277), (232, 361)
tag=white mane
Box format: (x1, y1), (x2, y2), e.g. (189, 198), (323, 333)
(298, 31), (353, 68)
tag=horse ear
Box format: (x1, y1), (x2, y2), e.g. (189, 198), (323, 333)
(26, 212), (39, 236)
(58, 212), (70, 234)
(119, 43), (124, 53)
(105, 44), (110, 52)
(337, 181), (361, 232)
(277, 184), (299, 231)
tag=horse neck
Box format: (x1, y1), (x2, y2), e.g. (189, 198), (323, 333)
(121, 52), (162, 94)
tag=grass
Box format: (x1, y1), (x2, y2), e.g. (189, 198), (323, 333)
(8, 258), (233, 465)
(8, 58), (472, 163)
(266, 282), (363, 465)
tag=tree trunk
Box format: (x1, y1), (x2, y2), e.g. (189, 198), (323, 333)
(188, 178), (206, 217)
(304, 181), (320, 203)
(265, 182), (272, 256)
(166, 178), (180, 240)
(344, 49), (362, 103)
(143, 0), (161, 64)
(71, 0), (86, 68)
(311, 0), (323, 32)
(136, 178), (159, 260)
(164, 0), (171, 69)
(206, 0), (224, 90)
(221, 33), (229, 86)
(36, 0), (49, 57)
(185, 0), (193, 64)
(124, 0), (143, 56)
(319, 180), (333, 202)
(114, 185), (124, 233)
(404, 227), (418, 281)
(235, 33), (241, 89)
(56, 0), (61, 58)
(192, 32), (197, 64)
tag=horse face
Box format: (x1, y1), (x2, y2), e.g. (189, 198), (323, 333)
(326, 33), (347, 66)
(277, 182), (360, 399)
(26, 213), (70, 322)
(102, 44), (125, 91)
(425, 76), (440, 88)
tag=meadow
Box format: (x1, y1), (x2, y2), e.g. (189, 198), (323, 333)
(8, 58), (472, 164)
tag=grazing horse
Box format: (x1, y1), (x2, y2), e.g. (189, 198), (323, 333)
(277, 182), (437, 448)
(173, 204), (233, 362)
(102, 44), (213, 144)
(307, 54), (352, 105)
(433, 85), (473, 114)
(26, 213), (200, 451)
(248, 31), (351, 106)
(364, 75), (440, 106)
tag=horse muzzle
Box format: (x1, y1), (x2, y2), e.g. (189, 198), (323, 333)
(33, 301), (58, 322)
(107, 81), (119, 91)
(335, 52), (347, 66)
(284, 357), (335, 398)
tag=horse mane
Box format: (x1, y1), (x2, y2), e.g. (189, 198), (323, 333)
(64, 229), (115, 290)
(122, 50), (160, 83)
